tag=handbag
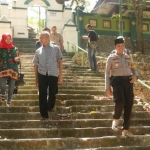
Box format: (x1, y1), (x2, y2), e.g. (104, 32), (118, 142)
(15, 62), (25, 86)
(89, 41), (98, 49)
(13, 86), (18, 94)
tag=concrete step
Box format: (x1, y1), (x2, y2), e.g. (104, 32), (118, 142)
(0, 99), (131, 107)
(23, 76), (103, 81)
(16, 44), (35, 49)
(18, 85), (104, 90)
(16, 89), (105, 95)
(13, 38), (37, 41)
(0, 119), (150, 129)
(0, 98), (139, 107)
(24, 76), (103, 81)
(21, 68), (100, 74)
(94, 145), (150, 150)
(11, 94), (94, 100)
(23, 73), (102, 78)
(0, 111), (149, 121)
(23, 81), (105, 86)
(0, 135), (150, 149)
(0, 105), (144, 113)
(0, 126), (149, 139)
(74, 146), (150, 150)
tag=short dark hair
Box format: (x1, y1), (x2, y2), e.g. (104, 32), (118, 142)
(52, 26), (57, 28)
(40, 31), (50, 37)
(42, 27), (51, 32)
(85, 24), (92, 28)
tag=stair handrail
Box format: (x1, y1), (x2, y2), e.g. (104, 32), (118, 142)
(137, 79), (150, 90)
(67, 40), (106, 66)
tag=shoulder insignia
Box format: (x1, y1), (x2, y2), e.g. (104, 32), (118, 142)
(112, 54), (118, 59)
(125, 55), (130, 59)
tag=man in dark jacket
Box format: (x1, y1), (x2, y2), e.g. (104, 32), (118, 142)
(82, 24), (98, 71)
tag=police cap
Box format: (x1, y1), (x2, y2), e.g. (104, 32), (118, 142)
(115, 38), (124, 46)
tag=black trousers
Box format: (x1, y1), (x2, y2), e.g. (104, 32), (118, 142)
(38, 73), (58, 118)
(111, 76), (134, 130)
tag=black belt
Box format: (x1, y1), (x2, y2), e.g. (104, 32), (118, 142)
(111, 76), (131, 80)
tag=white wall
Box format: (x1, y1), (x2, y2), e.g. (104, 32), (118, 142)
(0, 0), (78, 47)
(0, 22), (12, 38)
(47, 8), (72, 34)
(63, 26), (78, 52)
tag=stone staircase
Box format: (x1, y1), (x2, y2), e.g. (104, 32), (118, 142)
(13, 38), (37, 53)
(0, 40), (150, 149)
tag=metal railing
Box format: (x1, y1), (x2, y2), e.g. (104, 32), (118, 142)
(67, 40), (106, 66)
(67, 40), (150, 91)
(137, 79), (150, 90)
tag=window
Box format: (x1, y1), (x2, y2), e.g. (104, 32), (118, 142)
(116, 21), (125, 29)
(143, 23), (149, 31)
(89, 19), (97, 27)
(103, 20), (111, 28)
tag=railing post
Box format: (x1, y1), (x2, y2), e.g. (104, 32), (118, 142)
(82, 51), (84, 66)
(75, 46), (77, 60)
(67, 41), (69, 53)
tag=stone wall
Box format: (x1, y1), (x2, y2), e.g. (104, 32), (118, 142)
(81, 35), (150, 54)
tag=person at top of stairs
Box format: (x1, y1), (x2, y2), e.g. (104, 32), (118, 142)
(0, 33), (20, 106)
(33, 31), (63, 120)
(105, 38), (138, 136)
(50, 26), (64, 52)
(82, 24), (98, 72)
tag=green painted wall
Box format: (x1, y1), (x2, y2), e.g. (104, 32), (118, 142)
(83, 15), (130, 33)
(75, 10), (150, 46)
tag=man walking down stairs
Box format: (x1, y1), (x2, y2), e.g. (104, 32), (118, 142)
(0, 38), (150, 149)
(33, 31), (63, 120)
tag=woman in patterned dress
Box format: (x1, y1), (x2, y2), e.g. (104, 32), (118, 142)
(0, 33), (20, 106)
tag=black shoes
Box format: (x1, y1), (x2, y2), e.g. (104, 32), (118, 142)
(40, 116), (48, 120)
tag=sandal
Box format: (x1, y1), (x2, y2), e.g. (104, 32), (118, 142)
(6, 101), (11, 107)
(122, 130), (133, 137)
(112, 119), (119, 131)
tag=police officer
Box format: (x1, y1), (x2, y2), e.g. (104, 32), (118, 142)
(105, 38), (138, 136)
(111, 36), (131, 55)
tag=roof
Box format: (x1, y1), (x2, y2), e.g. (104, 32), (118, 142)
(0, 15), (10, 22)
(91, 0), (116, 14)
(91, 0), (150, 15)
(0, 0), (8, 4)
(91, 0), (103, 13)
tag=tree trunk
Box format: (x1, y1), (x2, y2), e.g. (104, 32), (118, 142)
(132, 0), (144, 54)
(70, 0), (75, 7)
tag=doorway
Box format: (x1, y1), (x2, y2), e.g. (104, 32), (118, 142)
(27, 5), (47, 35)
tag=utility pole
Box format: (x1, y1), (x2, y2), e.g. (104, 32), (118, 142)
(119, 0), (123, 36)
(39, 6), (41, 33)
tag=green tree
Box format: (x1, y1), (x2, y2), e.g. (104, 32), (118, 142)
(129, 0), (146, 54)
(69, 0), (90, 11)
(112, 0), (146, 54)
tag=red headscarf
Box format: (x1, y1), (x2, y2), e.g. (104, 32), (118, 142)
(0, 33), (15, 49)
